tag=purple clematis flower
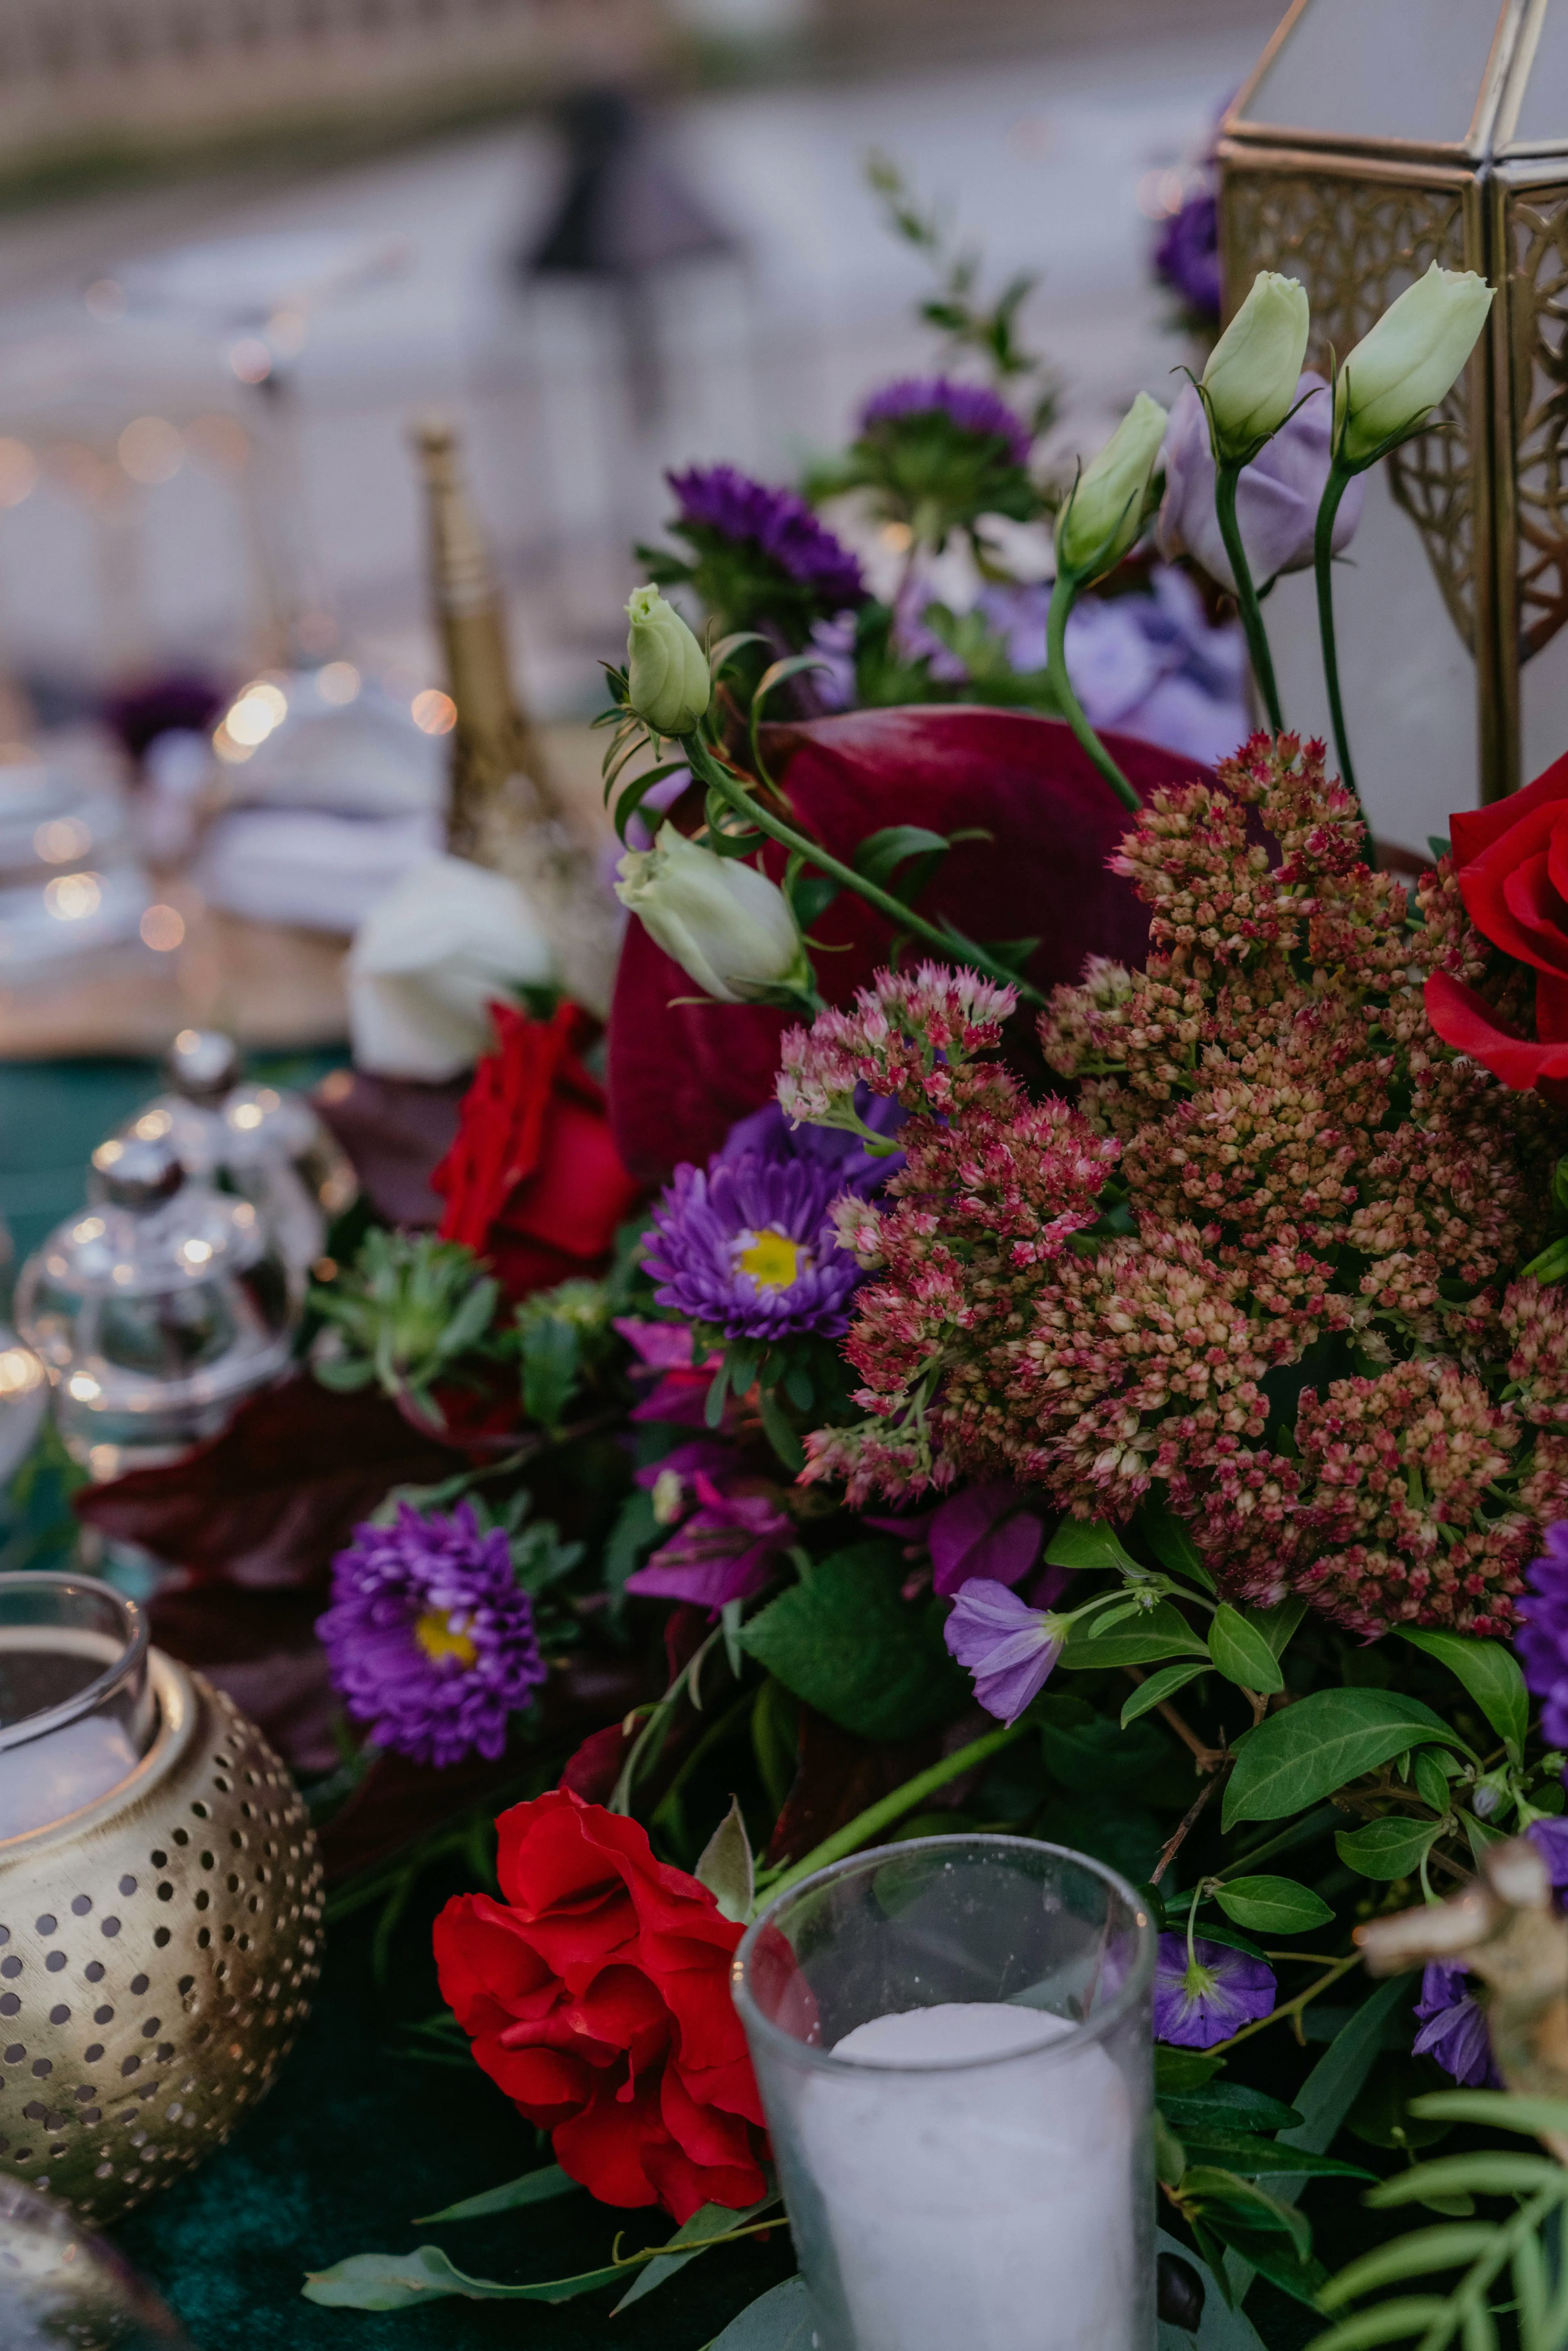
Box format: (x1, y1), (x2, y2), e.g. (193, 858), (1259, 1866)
(625, 1475), (792, 1609)
(859, 377), (1033, 468)
(646, 1154), (866, 1341)
(667, 463), (866, 607)
(1153, 1935), (1277, 2050)
(943, 1577), (1065, 1723)
(1157, 374), (1365, 594)
(1528, 1815), (1568, 1890)
(928, 1482), (1046, 1597)
(1413, 1962), (1499, 2088)
(317, 1501), (546, 1769)
(1516, 1522), (1568, 1746)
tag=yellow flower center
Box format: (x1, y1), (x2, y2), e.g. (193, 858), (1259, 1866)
(414, 1609), (478, 1668)
(735, 1227), (805, 1292)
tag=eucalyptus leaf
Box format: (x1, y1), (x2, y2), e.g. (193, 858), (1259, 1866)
(1223, 1691), (1464, 1828)
(695, 1796), (755, 1925)
(704, 2276), (817, 2350)
(414, 2164), (580, 2223)
(1208, 1606), (1285, 1696)
(301, 2246), (624, 2310)
(1397, 1627), (1528, 1762)
(612, 2197), (777, 2314)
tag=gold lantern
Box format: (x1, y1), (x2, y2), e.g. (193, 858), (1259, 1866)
(1219, 0), (1568, 850)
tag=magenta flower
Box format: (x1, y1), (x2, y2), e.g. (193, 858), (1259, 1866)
(1413, 1963), (1499, 2088)
(943, 1578), (1064, 1723)
(667, 464), (866, 607)
(1153, 1934), (1276, 2050)
(614, 1317), (725, 1427)
(1516, 1522), (1568, 1745)
(645, 1155), (866, 1341)
(1156, 374), (1365, 593)
(625, 1475), (792, 1609)
(636, 1437), (737, 1525)
(928, 1482), (1046, 1596)
(859, 377), (1032, 468)
(317, 1502), (546, 1769)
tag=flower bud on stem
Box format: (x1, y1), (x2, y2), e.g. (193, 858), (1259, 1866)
(1044, 568), (1140, 816)
(1214, 457), (1285, 738)
(1313, 456), (1367, 840)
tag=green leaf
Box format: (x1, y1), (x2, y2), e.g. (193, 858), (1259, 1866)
(1058, 1600), (1208, 1670)
(1222, 1691), (1464, 1828)
(705, 2277), (816, 2350)
(1174, 2135), (1372, 2181)
(1334, 1816), (1442, 1881)
(1318, 2224), (1499, 2309)
(1040, 1696), (1174, 1793)
(301, 2246), (624, 2310)
(1044, 1516), (1143, 1575)
(414, 2164), (580, 2222)
(852, 823), (953, 905)
(738, 1542), (967, 1741)
(757, 1386), (805, 1474)
(1180, 2170), (1312, 2256)
(694, 1796), (754, 1925)
(1214, 1875), (1334, 1935)
(1410, 2088), (1568, 2140)
(519, 1316), (580, 1428)
(1160, 2086), (1303, 2136)
(612, 2197), (776, 2314)
(1252, 1596), (1307, 1659)
(1156, 2047), (1222, 2094)
(1134, 1491), (1214, 1589)
(1412, 1746), (1455, 1817)
(1198, 2222), (1326, 2311)
(1208, 1606), (1286, 1695)
(1154, 2227), (1267, 2349)
(1397, 1627), (1528, 1763)
(1368, 2153), (1564, 2206)
(1155, 2109), (1188, 2186)
(1259, 1973), (1418, 2222)
(1306, 2302), (1451, 2351)
(1121, 1660), (1207, 1724)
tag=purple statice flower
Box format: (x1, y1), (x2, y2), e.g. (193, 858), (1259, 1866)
(667, 463), (866, 607)
(1412, 1963), (1499, 2088)
(1153, 1934), (1277, 2050)
(943, 1578), (1064, 1724)
(1154, 190), (1221, 323)
(1517, 1522), (1568, 1746)
(928, 1482), (1046, 1597)
(717, 1087), (905, 1195)
(317, 1501), (546, 1769)
(859, 377), (1032, 468)
(645, 1154), (865, 1341)
(626, 1475), (792, 1609)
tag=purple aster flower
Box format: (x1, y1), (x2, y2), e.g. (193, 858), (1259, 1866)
(717, 1087), (905, 1194)
(1154, 190), (1221, 323)
(928, 1482), (1046, 1597)
(943, 1577), (1064, 1723)
(644, 1154), (865, 1340)
(859, 377), (1032, 469)
(317, 1501), (546, 1769)
(667, 464), (866, 607)
(1153, 1934), (1277, 2050)
(1412, 1962), (1499, 2088)
(625, 1475), (792, 1610)
(1517, 1522), (1568, 1746)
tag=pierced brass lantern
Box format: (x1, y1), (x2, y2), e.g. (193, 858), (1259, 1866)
(1219, 0), (1568, 849)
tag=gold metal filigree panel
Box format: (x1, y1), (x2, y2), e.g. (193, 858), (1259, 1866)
(1502, 181), (1568, 664)
(1220, 163), (1476, 651)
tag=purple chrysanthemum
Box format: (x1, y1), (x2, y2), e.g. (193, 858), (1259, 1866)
(943, 1577), (1063, 1723)
(1516, 1522), (1568, 1745)
(626, 1475), (792, 1610)
(317, 1501), (546, 1769)
(1412, 1962), (1499, 2088)
(645, 1154), (865, 1339)
(667, 463), (866, 606)
(1152, 1935), (1277, 2050)
(858, 376), (1032, 468)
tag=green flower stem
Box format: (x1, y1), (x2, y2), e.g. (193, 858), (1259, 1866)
(1214, 459), (1284, 738)
(683, 734), (1046, 1007)
(753, 1718), (1031, 1903)
(1045, 572), (1141, 815)
(1313, 458), (1364, 822)
(1202, 1949), (1361, 2057)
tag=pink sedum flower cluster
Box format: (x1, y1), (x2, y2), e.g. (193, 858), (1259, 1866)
(785, 735), (1567, 1638)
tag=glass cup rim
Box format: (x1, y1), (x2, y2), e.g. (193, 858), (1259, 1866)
(0, 1569), (148, 1757)
(733, 1832), (1156, 2077)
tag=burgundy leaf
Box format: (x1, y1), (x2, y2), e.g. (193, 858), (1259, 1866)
(312, 1067), (468, 1228)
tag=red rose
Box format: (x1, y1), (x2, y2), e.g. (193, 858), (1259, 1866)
(432, 1788), (766, 2220)
(432, 1001), (645, 1302)
(1424, 749), (1568, 1103)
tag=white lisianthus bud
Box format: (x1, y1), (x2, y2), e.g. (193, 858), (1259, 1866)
(625, 584), (711, 736)
(1333, 262), (1494, 468)
(1055, 392), (1168, 582)
(1200, 270), (1310, 460)
(615, 824), (809, 1004)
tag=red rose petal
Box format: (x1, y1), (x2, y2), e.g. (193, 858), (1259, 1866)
(472, 2037), (591, 2124)
(1424, 969), (1568, 1092)
(1457, 800), (1568, 977)
(1449, 746), (1568, 866)
(431, 1892), (557, 2032)
(659, 2061), (764, 2175)
(553, 2075), (665, 2209)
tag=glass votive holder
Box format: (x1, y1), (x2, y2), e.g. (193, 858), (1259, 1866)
(0, 2174), (192, 2347)
(0, 1572), (156, 1841)
(733, 1834), (1156, 2351)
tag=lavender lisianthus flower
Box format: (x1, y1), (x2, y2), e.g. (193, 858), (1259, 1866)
(668, 463), (866, 607)
(1157, 374), (1365, 593)
(318, 1502), (546, 1769)
(626, 1475), (792, 1609)
(646, 1154), (866, 1340)
(943, 1577), (1064, 1723)
(1152, 1934), (1276, 2050)
(860, 377), (1032, 468)
(1154, 190), (1221, 323)
(1412, 1962), (1499, 2088)
(1516, 1522), (1568, 1745)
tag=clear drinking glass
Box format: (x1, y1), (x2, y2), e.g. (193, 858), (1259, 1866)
(0, 1573), (156, 1841)
(733, 1834), (1156, 2351)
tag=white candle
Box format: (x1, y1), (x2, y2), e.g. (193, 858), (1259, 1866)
(793, 2002), (1138, 2351)
(0, 1627), (143, 1840)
